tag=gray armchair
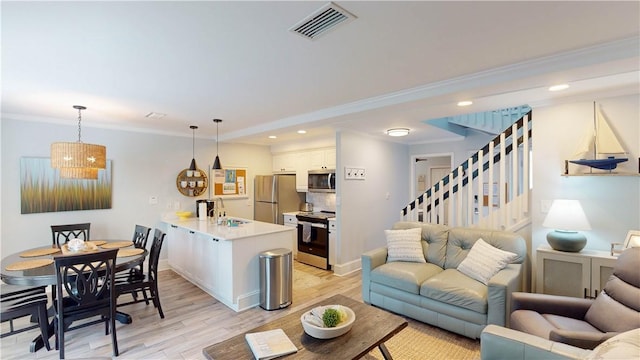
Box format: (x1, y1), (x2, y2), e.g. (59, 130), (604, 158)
(510, 247), (640, 349)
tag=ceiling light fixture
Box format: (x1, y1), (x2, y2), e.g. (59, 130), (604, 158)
(51, 105), (106, 179)
(549, 84), (570, 92)
(212, 119), (223, 170)
(297, 130), (307, 134)
(386, 128), (410, 137)
(189, 125), (198, 171)
(268, 135), (277, 139)
(457, 101), (473, 107)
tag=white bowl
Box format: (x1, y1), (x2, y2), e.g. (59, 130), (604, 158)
(300, 305), (355, 339)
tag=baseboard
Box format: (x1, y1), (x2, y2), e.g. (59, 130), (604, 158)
(332, 258), (361, 276)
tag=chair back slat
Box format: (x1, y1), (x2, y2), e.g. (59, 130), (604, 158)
(132, 225), (152, 249)
(51, 223), (91, 247)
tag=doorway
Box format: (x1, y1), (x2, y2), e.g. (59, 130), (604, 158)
(411, 153), (453, 223)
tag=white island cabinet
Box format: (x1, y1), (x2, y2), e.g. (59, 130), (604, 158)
(165, 218), (295, 312)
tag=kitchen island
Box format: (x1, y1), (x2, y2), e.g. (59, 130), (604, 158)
(163, 217), (295, 312)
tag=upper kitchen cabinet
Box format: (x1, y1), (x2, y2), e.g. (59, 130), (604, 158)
(272, 147), (335, 192)
(309, 148), (336, 170)
(272, 152), (297, 172)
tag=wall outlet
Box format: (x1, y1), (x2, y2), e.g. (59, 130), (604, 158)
(345, 166), (366, 180)
(149, 196), (158, 205)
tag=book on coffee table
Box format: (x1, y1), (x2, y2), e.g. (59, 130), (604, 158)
(245, 328), (297, 360)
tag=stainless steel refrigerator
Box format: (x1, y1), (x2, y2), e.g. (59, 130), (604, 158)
(254, 174), (304, 224)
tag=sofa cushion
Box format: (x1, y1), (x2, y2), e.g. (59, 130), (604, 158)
(457, 238), (518, 285)
(421, 268), (488, 313)
(392, 222), (449, 268)
(385, 227), (425, 263)
(371, 262), (442, 294)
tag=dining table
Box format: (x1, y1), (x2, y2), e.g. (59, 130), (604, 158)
(0, 240), (148, 353)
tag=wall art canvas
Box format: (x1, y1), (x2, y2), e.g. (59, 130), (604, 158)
(20, 157), (112, 214)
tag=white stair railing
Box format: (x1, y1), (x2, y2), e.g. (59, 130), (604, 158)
(401, 111), (531, 230)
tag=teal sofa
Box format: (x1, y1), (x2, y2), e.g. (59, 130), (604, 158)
(361, 222), (527, 339)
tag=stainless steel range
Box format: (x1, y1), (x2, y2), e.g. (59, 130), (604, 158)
(296, 211), (334, 270)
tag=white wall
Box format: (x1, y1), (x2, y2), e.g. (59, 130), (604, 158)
(410, 130), (494, 171)
(531, 95), (640, 256)
(0, 118), (272, 259)
(334, 130), (409, 274)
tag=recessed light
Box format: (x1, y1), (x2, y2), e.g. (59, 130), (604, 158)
(145, 112), (167, 119)
(549, 84), (569, 92)
(457, 101), (473, 107)
(297, 130), (307, 134)
(268, 135), (277, 139)
(386, 128), (410, 137)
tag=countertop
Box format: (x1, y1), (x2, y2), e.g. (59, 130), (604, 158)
(163, 217), (294, 241)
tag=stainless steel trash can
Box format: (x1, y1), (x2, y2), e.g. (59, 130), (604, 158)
(259, 248), (292, 310)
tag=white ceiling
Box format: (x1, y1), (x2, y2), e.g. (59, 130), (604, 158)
(2, 1), (639, 146)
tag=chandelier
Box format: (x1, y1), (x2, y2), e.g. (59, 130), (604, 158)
(51, 105), (106, 180)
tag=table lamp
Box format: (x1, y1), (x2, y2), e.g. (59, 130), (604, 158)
(542, 199), (591, 252)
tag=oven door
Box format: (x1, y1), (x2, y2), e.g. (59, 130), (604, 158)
(297, 221), (328, 258)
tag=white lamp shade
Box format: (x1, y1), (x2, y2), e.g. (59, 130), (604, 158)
(543, 199), (591, 231)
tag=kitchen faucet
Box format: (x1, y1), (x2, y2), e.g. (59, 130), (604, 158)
(209, 197), (225, 218)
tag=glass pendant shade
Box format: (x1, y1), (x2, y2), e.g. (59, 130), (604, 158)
(50, 105), (106, 180)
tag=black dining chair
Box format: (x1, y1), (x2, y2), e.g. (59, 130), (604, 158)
(1, 284), (51, 351)
(51, 223), (91, 247)
(116, 229), (166, 319)
(53, 249), (119, 359)
(115, 224), (152, 301)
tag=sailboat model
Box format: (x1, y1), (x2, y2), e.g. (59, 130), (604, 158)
(568, 102), (628, 172)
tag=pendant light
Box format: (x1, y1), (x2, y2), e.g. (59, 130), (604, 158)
(189, 125), (198, 171)
(51, 105), (106, 179)
(212, 119), (223, 170)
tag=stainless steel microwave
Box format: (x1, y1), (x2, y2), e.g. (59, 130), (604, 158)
(308, 169), (335, 193)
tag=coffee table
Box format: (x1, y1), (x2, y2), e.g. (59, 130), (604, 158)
(202, 294), (408, 359)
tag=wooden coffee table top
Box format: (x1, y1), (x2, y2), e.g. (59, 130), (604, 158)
(202, 294), (408, 359)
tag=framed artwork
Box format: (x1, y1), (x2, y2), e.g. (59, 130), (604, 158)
(20, 157), (112, 214)
(623, 230), (640, 248)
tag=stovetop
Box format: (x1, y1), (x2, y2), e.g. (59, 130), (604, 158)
(296, 211), (335, 221)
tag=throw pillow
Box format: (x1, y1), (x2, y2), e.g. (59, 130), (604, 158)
(457, 238), (517, 285)
(385, 227), (425, 263)
(585, 328), (640, 360)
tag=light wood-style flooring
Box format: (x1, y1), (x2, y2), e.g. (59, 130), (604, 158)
(1, 261), (363, 359)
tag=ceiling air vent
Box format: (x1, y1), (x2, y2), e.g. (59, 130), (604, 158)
(289, 2), (356, 40)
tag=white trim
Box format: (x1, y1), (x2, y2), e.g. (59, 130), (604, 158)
(332, 258), (361, 276)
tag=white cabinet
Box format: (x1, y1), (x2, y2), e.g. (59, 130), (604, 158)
(167, 225), (192, 277)
(283, 213), (298, 258)
(309, 148), (335, 170)
(536, 246), (617, 299)
(295, 152), (309, 191)
(328, 219), (336, 266)
(272, 153), (297, 172)
(273, 147), (335, 192)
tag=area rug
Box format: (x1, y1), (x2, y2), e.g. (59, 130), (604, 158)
(363, 318), (481, 360)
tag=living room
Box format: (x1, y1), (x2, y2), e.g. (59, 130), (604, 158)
(1, 1), (639, 359)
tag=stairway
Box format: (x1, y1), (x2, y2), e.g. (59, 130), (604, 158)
(403, 110), (532, 231)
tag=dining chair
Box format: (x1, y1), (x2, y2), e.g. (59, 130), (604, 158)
(51, 223), (91, 247)
(53, 249), (119, 359)
(1, 284), (51, 351)
(115, 224), (152, 302)
(116, 229), (166, 319)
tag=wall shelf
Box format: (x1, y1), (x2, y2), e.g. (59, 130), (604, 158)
(176, 168), (208, 197)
